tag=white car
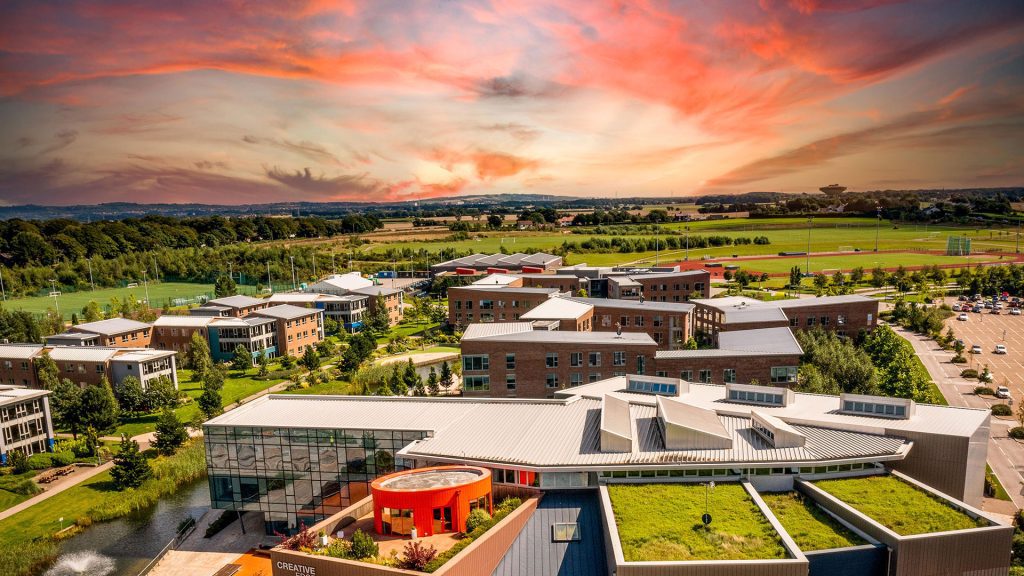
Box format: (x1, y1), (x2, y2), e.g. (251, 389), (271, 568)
(971, 345), (983, 354)
(957, 313), (968, 321)
(995, 344), (1007, 354)
(996, 386), (1011, 399)
(1011, 308), (1022, 316)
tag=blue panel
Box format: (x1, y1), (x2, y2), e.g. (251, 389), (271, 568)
(807, 544), (887, 576)
(209, 328), (226, 362)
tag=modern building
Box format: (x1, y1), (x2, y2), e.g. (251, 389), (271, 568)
(692, 295), (879, 344)
(250, 304), (324, 358)
(151, 315), (214, 355)
(352, 285), (404, 326)
(566, 296), (694, 349)
(204, 377), (1005, 576)
(653, 326), (802, 385)
(447, 284), (560, 327)
(306, 272), (374, 296)
(370, 466), (492, 536)
(519, 298), (594, 331)
(208, 316), (278, 363)
(58, 318), (153, 348)
(626, 269), (711, 301)
(0, 387), (54, 464)
(459, 323), (658, 397)
(430, 252), (563, 275)
(190, 295), (270, 318)
(267, 292), (369, 333)
(0, 344), (178, 390)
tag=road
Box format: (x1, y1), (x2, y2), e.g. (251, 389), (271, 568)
(896, 325), (1024, 511)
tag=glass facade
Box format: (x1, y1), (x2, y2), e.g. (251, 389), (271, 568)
(204, 424), (427, 534)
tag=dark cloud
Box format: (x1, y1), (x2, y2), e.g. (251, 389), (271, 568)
(264, 166), (383, 197)
(473, 75), (564, 99)
(38, 130), (78, 155)
(15, 137), (33, 148)
(242, 135), (342, 166)
(194, 160), (229, 170)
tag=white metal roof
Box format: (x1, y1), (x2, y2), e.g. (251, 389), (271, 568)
(153, 315), (214, 327)
(207, 295), (265, 308)
(566, 297), (694, 313)
(657, 395), (732, 441)
(72, 317), (151, 335)
(46, 346), (119, 362)
(0, 344), (44, 359)
(250, 304), (320, 320)
(520, 298), (593, 320)
(0, 386), (49, 406)
(471, 274), (521, 286)
(774, 295), (876, 308)
(461, 322), (655, 345)
(111, 349), (176, 362)
(268, 293), (337, 304)
(310, 272), (374, 292)
(352, 285), (401, 297)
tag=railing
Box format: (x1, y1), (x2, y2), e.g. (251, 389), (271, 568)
(134, 515), (198, 576)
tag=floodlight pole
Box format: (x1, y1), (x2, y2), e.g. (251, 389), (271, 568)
(806, 216), (814, 276)
(290, 256), (297, 290)
(267, 261), (272, 292)
(685, 226), (690, 261)
(142, 270), (150, 305)
(875, 207), (881, 252)
(49, 279), (59, 317)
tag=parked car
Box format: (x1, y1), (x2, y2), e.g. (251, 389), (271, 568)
(995, 344), (1007, 354)
(952, 304), (961, 311)
(991, 308), (1001, 315)
(971, 344), (983, 354)
(972, 306), (983, 313)
(958, 295), (968, 301)
(957, 313), (968, 321)
(984, 302), (993, 309)
(996, 386), (1011, 399)
(1011, 308), (1022, 316)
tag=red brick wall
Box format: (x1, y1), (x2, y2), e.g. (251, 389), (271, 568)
(589, 305), (690, 349)
(53, 360), (108, 387)
(519, 275), (585, 294)
(0, 359), (38, 387)
(634, 271), (711, 301)
(448, 287), (553, 327)
(781, 300), (879, 336)
(152, 326), (207, 355)
(278, 313), (323, 357)
(87, 328), (152, 348)
(653, 353), (801, 385)
(460, 339), (658, 398)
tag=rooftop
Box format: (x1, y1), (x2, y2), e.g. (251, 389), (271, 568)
(71, 317), (151, 335)
(251, 304), (321, 320)
(267, 292), (342, 303)
(46, 332), (98, 341)
(655, 327), (802, 359)
(520, 298), (593, 320)
(566, 297), (694, 313)
(46, 346), (120, 362)
(153, 315), (215, 327)
(760, 492), (865, 551)
(206, 294), (266, 308)
(310, 272), (373, 292)
(471, 273), (521, 286)
(351, 285), (401, 297)
(0, 386), (50, 406)
(0, 344), (44, 359)
(461, 323), (655, 345)
(110, 349), (176, 362)
(377, 467), (485, 490)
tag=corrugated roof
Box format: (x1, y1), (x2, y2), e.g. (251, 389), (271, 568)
(630, 270), (709, 280)
(310, 272), (374, 292)
(0, 344), (44, 359)
(46, 346), (119, 362)
(251, 304), (320, 320)
(520, 298), (592, 320)
(462, 323), (655, 345)
(0, 386), (49, 407)
(492, 491), (607, 576)
(112, 349), (176, 362)
(268, 293), (343, 304)
(718, 327), (802, 354)
(566, 297), (694, 313)
(352, 285), (401, 297)
(774, 295), (876, 308)
(207, 295), (265, 308)
(47, 332), (97, 341)
(472, 274), (521, 286)
(72, 317), (151, 335)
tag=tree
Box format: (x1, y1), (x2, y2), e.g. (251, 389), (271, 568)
(82, 300), (102, 323)
(231, 345), (253, 371)
(426, 367), (440, 396)
(849, 266), (865, 284)
(439, 361), (453, 394)
(41, 307), (64, 336)
(214, 274), (237, 298)
(198, 383), (223, 419)
(115, 375), (148, 416)
(71, 312), (79, 326)
(145, 376), (180, 411)
(111, 434), (152, 490)
(813, 273), (830, 292)
(186, 331), (212, 378)
(367, 294), (390, 333)
(870, 266), (887, 289)
(403, 359), (421, 394)
(323, 316), (340, 335)
(301, 346), (320, 371)
(487, 214), (503, 229)
(789, 266), (802, 288)
(50, 378), (84, 437)
(35, 351), (60, 389)
(349, 529), (379, 559)
(388, 366), (407, 396)
(7, 449), (28, 474)
(79, 377), (119, 433)
(153, 408), (188, 455)
(257, 352), (270, 377)
(0, 305), (43, 343)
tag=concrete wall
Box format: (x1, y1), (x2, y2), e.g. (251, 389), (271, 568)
(433, 496), (540, 576)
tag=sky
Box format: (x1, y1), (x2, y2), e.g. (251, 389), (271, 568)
(0, 0), (1022, 206)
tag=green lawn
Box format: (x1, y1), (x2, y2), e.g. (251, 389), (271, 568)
(814, 476), (983, 535)
(0, 488), (32, 512)
(607, 483), (787, 561)
(280, 379), (363, 395)
(376, 319), (442, 344)
(5, 281), (217, 320)
(761, 492), (865, 551)
(112, 367), (288, 436)
(986, 465), (1011, 501)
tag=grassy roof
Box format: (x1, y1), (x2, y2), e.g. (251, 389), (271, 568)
(608, 483), (788, 561)
(813, 475), (984, 536)
(761, 492), (866, 551)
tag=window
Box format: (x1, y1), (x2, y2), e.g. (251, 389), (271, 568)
(462, 355), (489, 371)
(790, 317), (798, 327)
(842, 400), (907, 418)
(506, 375), (516, 390)
(613, 351), (626, 366)
(552, 522), (581, 542)
(463, 376), (490, 391)
(723, 369), (736, 383)
(679, 370), (693, 381)
(546, 374), (559, 388)
(698, 369), (712, 383)
(635, 316), (644, 327)
(480, 300), (493, 310)
(806, 316), (816, 327)
(770, 366), (798, 384)
(837, 315), (846, 326)
(546, 353), (559, 368)
(506, 354), (516, 370)
(653, 316), (663, 327)
(619, 316), (628, 327)
(570, 373), (583, 387)
(588, 352), (601, 367)
(570, 352), (583, 367)
(729, 389), (785, 406)
(636, 355), (645, 375)
(589, 373), (601, 382)
(821, 316), (829, 326)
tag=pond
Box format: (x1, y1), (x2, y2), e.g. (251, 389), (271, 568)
(43, 479), (210, 576)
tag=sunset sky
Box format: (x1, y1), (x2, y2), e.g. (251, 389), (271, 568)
(0, 0), (1022, 205)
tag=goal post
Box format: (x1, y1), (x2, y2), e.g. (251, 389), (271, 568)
(945, 236), (971, 256)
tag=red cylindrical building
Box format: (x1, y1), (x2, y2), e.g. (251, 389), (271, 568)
(370, 466), (492, 538)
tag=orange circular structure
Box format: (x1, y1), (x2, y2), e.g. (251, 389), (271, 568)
(370, 465), (492, 537)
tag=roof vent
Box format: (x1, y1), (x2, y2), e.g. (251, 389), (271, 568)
(600, 395), (633, 453)
(656, 396), (732, 450)
(726, 383), (794, 407)
(750, 410), (806, 448)
(840, 393), (914, 419)
(625, 374), (686, 397)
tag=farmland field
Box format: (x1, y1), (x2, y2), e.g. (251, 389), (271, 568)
(4, 281), (216, 319)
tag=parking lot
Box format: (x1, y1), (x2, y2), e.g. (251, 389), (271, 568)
(945, 297), (1024, 401)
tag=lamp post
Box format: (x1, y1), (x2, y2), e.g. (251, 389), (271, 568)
(875, 207), (881, 252)
(88, 259), (95, 291)
(290, 256), (297, 290)
(806, 216), (814, 277)
(685, 226), (690, 261)
(49, 279), (59, 317)
(142, 270), (150, 305)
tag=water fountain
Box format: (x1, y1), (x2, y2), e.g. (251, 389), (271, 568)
(43, 551), (116, 576)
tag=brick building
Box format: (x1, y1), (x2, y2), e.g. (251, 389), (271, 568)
(515, 273), (587, 294)
(0, 387), (54, 464)
(430, 252), (562, 275)
(0, 345), (42, 387)
(0, 344), (178, 390)
(190, 295), (271, 318)
(447, 285), (559, 327)
(520, 298), (594, 331)
(652, 327), (802, 386)
(692, 295), (879, 344)
(268, 292), (370, 333)
(250, 304), (324, 358)
(566, 297), (693, 349)
(353, 285), (404, 326)
(629, 270), (712, 301)
(459, 323), (658, 398)
(58, 318), (153, 348)
(152, 315), (213, 355)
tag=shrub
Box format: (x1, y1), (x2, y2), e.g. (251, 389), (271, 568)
(349, 529), (379, 559)
(0, 475), (41, 496)
(398, 541), (438, 570)
(951, 354), (966, 364)
(465, 508), (491, 534)
(8, 450), (29, 474)
(1009, 427), (1024, 440)
(496, 497), (522, 514)
(974, 386), (995, 396)
(279, 522), (317, 552)
(960, 369), (978, 379)
(992, 404), (1013, 416)
(318, 539), (351, 559)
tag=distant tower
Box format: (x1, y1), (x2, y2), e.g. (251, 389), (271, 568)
(819, 184), (847, 196)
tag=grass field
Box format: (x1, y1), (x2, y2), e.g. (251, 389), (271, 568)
(760, 492), (865, 551)
(726, 253), (1004, 276)
(607, 483), (787, 561)
(5, 281), (216, 320)
(112, 366), (288, 437)
(814, 475), (983, 535)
